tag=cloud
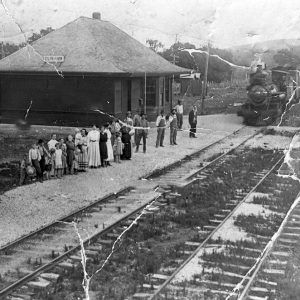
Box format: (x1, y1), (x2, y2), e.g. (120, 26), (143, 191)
(1, 0), (300, 48)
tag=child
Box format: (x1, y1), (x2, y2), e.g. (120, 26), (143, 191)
(49, 148), (56, 178)
(73, 147), (80, 174)
(54, 143), (63, 178)
(113, 132), (123, 163)
(19, 154), (28, 185)
(44, 152), (52, 180)
(59, 138), (67, 175)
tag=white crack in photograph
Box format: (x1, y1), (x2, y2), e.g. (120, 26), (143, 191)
(1, 1), (300, 299)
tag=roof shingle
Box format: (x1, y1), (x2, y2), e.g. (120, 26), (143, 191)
(0, 17), (189, 75)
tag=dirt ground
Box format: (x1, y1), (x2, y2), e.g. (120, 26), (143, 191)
(0, 114), (244, 247)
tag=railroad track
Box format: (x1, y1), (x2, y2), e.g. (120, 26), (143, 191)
(149, 159), (300, 300)
(0, 126), (274, 299)
(237, 194), (300, 300)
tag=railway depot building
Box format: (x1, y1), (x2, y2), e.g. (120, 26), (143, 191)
(0, 14), (188, 126)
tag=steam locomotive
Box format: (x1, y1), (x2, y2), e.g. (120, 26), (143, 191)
(238, 66), (299, 126)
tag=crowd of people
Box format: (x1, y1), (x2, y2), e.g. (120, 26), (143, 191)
(20, 101), (199, 185)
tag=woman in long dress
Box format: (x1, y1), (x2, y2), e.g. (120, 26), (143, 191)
(78, 129), (88, 171)
(66, 135), (75, 174)
(104, 123), (114, 166)
(87, 125), (101, 168)
(121, 126), (132, 160)
(99, 125), (108, 167)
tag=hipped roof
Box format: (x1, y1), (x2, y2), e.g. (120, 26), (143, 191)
(0, 17), (189, 76)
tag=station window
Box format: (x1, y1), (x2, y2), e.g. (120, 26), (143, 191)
(142, 77), (156, 107)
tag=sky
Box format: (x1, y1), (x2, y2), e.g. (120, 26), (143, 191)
(1, 0), (300, 48)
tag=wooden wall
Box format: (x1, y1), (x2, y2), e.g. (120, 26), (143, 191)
(0, 74), (176, 125)
(0, 75), (114, 126)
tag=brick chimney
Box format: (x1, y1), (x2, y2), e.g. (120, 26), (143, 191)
(92, 12), (101, 20)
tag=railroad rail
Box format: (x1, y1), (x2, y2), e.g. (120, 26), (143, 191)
(0, 126), (268, 299)
(149, 156), (286, 300)
(238, 193), (300, 300)
(0, 125), (248, 253)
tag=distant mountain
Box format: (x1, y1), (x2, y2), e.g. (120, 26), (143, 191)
(228, 39), (300, 68)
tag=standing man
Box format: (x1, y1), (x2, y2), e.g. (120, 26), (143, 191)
(174, 99), (183, 130)
(169, 109), (178, 145)
(156, 110), (166, 148)
(133, 109), (142, 147)
(189, 105), (198, 138)
(135, 112), (148, 153)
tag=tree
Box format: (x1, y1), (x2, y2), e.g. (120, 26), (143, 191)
(273, 49), (300, 68)
(146, 39), (164, 52)
(158, 41), (234, 82)
(27, 27), (54, 44)
(0, 27), (55, 59)
(0, 42), (20, 58)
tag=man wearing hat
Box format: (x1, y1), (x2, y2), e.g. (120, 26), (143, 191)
(174, 99), (184, 130)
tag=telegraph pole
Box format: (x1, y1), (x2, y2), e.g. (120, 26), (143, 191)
(201, 41), (210, 115)
(1, 25), (5, 60)
(144, 72), (147, 114)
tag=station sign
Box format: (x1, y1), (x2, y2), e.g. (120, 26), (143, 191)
(43, 56), (64, 63)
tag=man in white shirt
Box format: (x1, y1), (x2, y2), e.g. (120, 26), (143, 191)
(155, 110), (166, 148)
(174, 99), (184, 130)
(47, 134), (58, 151)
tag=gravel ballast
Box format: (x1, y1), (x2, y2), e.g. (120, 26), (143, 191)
(0, 115), (244, 247)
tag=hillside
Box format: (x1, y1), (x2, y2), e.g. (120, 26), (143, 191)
(229, 39), (300, 68)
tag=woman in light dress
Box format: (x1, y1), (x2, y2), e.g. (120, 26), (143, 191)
(87, 125), (101, 168)
(78, 129), (88, 171)
(104, 123), (114, 166)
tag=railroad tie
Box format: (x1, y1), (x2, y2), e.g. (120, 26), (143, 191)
(40, 273), (60, 281)
(9, 295), (32, 300)
(142, 283), (160, 289)
(26, 277), (51, 289)
(106, 232), (121, 239)
(184, 241), (201, 247)
(203, 225), (217, 231)
(151, 273), (169, 281)
(58, 261), (75, 270)
(132, 292), (153, 299)
(86, 245), (103, 252)
(69, 255), (91, 262)
(97, 239), (114, 245)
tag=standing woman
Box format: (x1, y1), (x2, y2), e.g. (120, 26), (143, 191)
(188, 105), (198, 138)
(78, 129), (89, 171)
(37, 139), (50, 178)
(104, 123), (114, 166)
(87, 125), (101, 168)
(66, 135), (75, 174)
(99, 125), (108, 167)
(121, 126), (132, 160)
(74, 128), (83, 152)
